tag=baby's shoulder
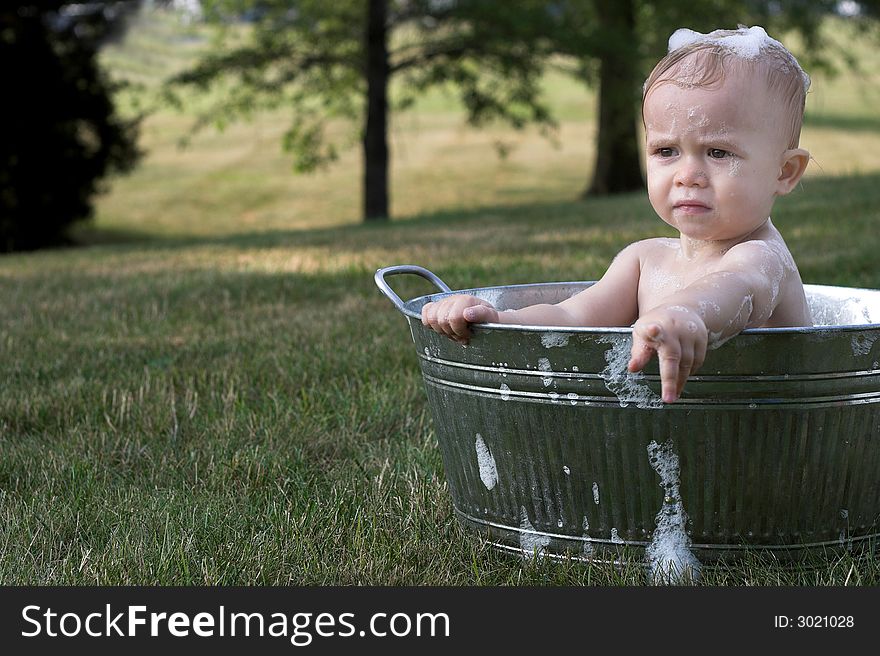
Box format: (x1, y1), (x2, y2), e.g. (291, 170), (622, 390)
(623, 237), (681, 268)
(624, 237), (680, 258)
(723, 235), (796, 268)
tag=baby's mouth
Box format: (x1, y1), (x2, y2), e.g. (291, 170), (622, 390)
(673, 200), (711, 214)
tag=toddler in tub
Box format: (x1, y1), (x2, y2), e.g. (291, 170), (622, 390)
(422, 26), (813, 404)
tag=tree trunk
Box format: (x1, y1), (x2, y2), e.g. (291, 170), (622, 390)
(584, 0), (643, 197)
(363, 0), (389, 221)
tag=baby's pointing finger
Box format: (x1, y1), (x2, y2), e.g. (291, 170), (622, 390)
(657, 344), (683, 403)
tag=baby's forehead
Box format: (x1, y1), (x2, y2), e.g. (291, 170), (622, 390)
(645, 62), (784, 126)
(645, 76), (767, 121)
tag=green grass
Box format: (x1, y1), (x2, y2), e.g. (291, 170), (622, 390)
(1, 8), (880, 585)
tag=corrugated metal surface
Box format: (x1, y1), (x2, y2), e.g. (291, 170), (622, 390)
(377, 269), (880, 563)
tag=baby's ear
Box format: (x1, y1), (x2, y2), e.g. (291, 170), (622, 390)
(776, 148), (810, 195)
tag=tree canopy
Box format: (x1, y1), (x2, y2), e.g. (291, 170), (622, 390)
(1, 1), (142, 252)
(169, 0), (880, 222)
(168, 0), (558, 220)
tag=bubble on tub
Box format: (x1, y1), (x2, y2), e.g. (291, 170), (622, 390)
(610, 528), (624, 544)
(851, 333), (878, 357)
(557, 519), (564, 528)
(567, 392), (578, 405)
(592, 482), (600, 505)
(500, 383), (511, 401)
(549, 392), (559, 403)
(562, 465), (570, 475)
(537, 357), (553, 387)
(598, 334), (664, 409)
(423, 346), (431, 358)
(582, 517), (594, 558)
(645, 440), (702, 585)
(475, 433), (498, 491)
(542, 332), (571, 349)
(572, 365), (579, 372)
(519, 507), (550, 559)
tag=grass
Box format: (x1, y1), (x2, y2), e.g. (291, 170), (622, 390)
(1, 7), (880, 585)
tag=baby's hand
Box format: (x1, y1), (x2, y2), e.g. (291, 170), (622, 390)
(421, 295), (500, 344)
(628, 306), (708, 403)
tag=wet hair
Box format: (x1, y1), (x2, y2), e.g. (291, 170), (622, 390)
(643, 28), (810, 149)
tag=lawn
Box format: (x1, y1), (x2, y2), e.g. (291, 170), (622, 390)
(1, 8), (879, 585)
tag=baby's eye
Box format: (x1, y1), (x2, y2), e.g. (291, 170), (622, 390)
(708, 148), (731, 159)
(656, 147), (677, 158)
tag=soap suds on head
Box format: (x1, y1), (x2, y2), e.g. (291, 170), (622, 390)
(474, 433), (498, 490)
(598, 335), (664, 409)
(667, 25), (810, 92)
(519, 507), (551, 559)
(645, 440), (701, 585)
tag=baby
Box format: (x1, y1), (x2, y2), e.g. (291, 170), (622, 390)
(421, 26), (813, 403)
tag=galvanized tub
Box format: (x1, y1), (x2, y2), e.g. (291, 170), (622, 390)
(375, 264), (880, 566)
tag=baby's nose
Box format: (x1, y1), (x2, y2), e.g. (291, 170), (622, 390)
(674, 161), (708, 187)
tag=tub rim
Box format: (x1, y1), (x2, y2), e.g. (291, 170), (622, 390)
(400, 281), (880, 336)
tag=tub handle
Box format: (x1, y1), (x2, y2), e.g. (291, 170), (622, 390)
(374, 265), (452, 317)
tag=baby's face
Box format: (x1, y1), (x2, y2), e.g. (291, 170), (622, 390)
(643, 70), (790, 243)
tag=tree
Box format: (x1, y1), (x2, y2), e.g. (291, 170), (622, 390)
(0, 1), (142, 252)
(168, 0), (555, 221)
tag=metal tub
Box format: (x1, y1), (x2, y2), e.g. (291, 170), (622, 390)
(375, 265), (880, 566)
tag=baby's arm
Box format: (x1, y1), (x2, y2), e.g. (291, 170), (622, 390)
(421, 243), (643, 343)
(628, 241), (787, 403)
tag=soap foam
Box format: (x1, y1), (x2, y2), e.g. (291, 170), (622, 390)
(667, 26), (810, 92)
(475, 433), (498, 490)
(598, 334), (664, 409)
(541, 332), (570, 348)
(519, 507), (551, 559)
(645, 440), (702, 584)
